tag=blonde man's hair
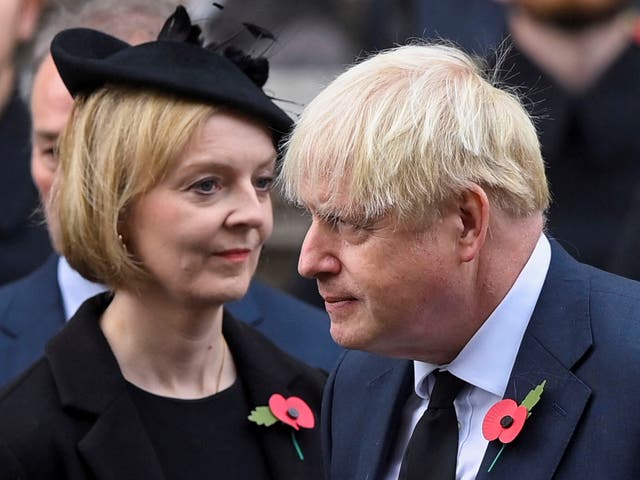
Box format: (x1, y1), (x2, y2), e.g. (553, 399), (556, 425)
(280, 44), (549, 228)
(51, 86), (214, 288)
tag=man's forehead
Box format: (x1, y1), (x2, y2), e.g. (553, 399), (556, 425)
(298, 182), (347, 213)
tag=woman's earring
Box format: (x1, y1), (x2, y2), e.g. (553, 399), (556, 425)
(118, 233), (128, 253)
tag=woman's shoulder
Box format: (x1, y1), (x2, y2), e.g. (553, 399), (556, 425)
(222, 314), (327, 404)
(0, 359), (74, 476)
(0, 357), (59, 424)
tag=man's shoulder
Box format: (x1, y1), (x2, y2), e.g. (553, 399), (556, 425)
(546, 249), (640, 370)
(0, 255), (59, 318)
(581, 266), (640, 356)
(581, 261), (640, 315)
(0, 255), (63, 334)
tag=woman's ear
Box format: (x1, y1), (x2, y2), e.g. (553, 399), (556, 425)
(457, 184), (490, 262)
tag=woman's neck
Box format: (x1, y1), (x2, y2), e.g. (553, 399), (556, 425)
(100, 289), (236, 399)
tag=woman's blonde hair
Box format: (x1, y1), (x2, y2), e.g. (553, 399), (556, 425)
(280, 43), (549, 228)
(51, 86), (214, 288)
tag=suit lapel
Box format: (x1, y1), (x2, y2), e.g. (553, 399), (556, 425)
(477, 242), (593, 480)
(360, 362), (412, 480)
(326, 353), (412, 480)
(222, 314), (325, 480)
(46, 293), (164, 480)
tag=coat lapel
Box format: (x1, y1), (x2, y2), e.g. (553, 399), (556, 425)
(46, 293), (164, 480)
(77, 394), (165, 480)
(222, 314), (325, 480)
(477, 242), (593, 480)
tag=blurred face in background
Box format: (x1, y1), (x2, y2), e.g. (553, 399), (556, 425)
(30, 54), (74, 251)
(0, 0), (41, 76)
(513, 0), (633, 28)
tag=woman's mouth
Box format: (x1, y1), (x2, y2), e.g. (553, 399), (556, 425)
(214, 249), (251, 262)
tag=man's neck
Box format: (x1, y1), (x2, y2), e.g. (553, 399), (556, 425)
(509, 9), (635, 93)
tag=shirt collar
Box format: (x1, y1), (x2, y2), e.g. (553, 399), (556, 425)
(413, 234), (551, 399)
(58, 256), (108, 320)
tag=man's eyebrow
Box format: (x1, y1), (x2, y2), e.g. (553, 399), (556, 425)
(307, 205), (339, 220)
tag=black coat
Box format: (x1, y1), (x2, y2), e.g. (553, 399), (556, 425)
(0, 294), (326, 479)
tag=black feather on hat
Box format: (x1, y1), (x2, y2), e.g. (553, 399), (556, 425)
(50, 6), (292, 144)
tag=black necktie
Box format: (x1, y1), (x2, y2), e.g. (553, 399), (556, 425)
(399, 370), (465, 480)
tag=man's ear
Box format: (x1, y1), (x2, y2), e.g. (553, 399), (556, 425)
(457, 184), (490, 262)
(17, 0), (43, 42)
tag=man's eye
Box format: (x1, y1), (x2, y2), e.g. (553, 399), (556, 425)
(327, 215), (356, 230)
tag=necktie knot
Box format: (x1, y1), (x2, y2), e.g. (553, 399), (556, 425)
(428, 371), (465, 410)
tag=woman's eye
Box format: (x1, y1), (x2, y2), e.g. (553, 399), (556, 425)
(255, 176), (274, 191)
(192, 178), (220, 194)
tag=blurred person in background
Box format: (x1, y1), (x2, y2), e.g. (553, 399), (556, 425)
(363, 0), (508, 55)
(0, 7), (326, 479)
(498, 0), (640, 278)
(0, 0), (52, 285)
(0, 0), (340, 390)
(359, 0), (640, 282)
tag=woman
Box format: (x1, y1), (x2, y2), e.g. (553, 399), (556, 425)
(0, 7), (325, 480)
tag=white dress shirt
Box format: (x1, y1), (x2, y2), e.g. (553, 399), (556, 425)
(383, 234), (551, 480)
(57, 256), (107, 320)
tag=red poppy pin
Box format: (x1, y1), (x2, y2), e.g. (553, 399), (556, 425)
(248, 393), (315, 460)
(482, 380), (546, 472)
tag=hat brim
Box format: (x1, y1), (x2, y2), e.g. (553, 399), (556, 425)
(51, 28), (292, 143)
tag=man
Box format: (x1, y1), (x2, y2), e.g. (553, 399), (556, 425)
(0, 0), (340, 387)
(0, 0), (51, 285)
(280, 44), (640, 479)
(499, 0), (640, 278)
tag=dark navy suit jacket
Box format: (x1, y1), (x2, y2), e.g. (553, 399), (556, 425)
(322, 241), (640, 479)
(0, 255), (341, 387)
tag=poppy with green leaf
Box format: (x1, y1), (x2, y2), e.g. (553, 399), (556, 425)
(249, 394), (315, 460)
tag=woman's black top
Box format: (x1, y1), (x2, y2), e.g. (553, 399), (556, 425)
(127, 379), (271, 480)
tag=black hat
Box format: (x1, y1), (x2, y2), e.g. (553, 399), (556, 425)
(50, 10), (292, 144)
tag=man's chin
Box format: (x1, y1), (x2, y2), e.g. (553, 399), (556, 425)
(329, 321), (375, 352)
